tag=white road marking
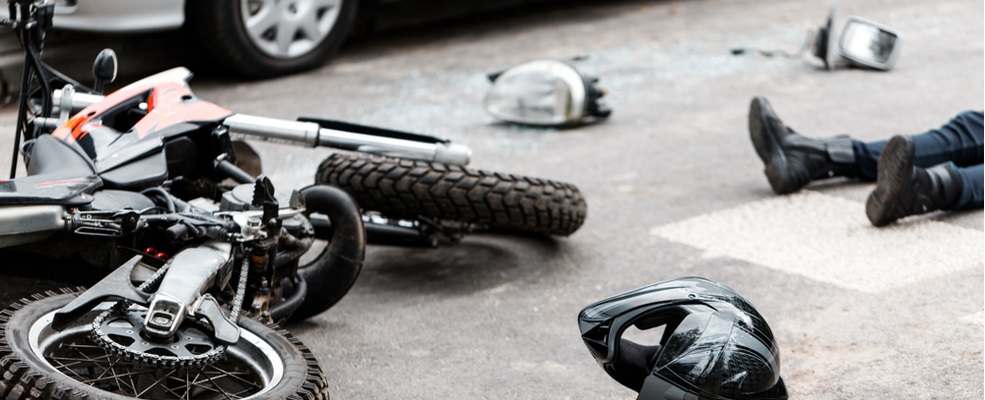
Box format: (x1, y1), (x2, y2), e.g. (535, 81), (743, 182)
(960, 311), (983, 325)
(649, 190), (984, 293)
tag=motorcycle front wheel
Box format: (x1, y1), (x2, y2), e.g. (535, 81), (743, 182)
(316, 153), (588, 236)
(0, 288), (330, 400)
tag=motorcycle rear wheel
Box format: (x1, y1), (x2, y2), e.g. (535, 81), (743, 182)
(315, 153), (587, 236)
(0, 288), (330, 400)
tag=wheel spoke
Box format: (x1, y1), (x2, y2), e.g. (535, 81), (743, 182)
(134, 368), (179, 398)
(276, 21), (300, 53)
(62, 343), (111, 350)
(199, 365), (238, 400)
(309, 0), (340, 9)
(207, 364), (263, 389)
(48, 353), (113, 368)
(245, 0), (280, 34)
(160, 381), (188, 399)
(298, 9), (323, 40)
(49, 354), (94, 382)
(108, 362), (126, 394)
(89, 356), (118, 383)
(172, 377), (233, 397)
(129, 369), (140, 398)
(81, 368), (154, 385)
(185, 369), (192, 400)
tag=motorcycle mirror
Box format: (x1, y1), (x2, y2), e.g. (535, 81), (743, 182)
(484, 60), (611, 127)
(92, 48), (118, 94)
(837, 16), (901, 71)
(810, 8), (900, 71)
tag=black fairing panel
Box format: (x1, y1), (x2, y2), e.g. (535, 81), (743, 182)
(89, 189), (156, 211)
(99, 150), (168, 190)
(0, 135), (100, 205)
(27, 134), (95, 177)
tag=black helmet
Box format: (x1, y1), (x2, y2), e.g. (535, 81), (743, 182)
(578, 277), (788, 400)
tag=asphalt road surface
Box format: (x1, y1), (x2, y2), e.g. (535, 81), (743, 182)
(0, 0), (982, 398)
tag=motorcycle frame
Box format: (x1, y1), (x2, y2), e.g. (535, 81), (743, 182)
(0, 0), (311, 332)
(0, 0), (472, 328)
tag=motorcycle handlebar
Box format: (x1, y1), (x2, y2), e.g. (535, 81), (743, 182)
(51, 88), (102, 113)
(50, 89), (472, 166)
(223, 114), (472, 165)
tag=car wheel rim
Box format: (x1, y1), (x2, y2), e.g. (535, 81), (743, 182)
(241, 0), (342, 59)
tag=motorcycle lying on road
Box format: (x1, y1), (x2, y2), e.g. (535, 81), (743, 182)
(0, 1), (587, 398)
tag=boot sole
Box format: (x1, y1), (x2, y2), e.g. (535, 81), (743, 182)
(749, 97), (797, 194)
(865, 135), (914, 226)
(748, 97), (773, 164)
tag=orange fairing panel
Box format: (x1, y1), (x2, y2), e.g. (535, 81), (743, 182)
(53, 70), (232, 145)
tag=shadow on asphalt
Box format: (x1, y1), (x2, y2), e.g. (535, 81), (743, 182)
(356, 234), (562, 297)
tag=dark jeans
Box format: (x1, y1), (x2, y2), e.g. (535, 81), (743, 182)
(852, 110), (984, 210)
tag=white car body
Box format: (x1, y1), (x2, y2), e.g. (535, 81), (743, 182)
(4, 0), (185, 32)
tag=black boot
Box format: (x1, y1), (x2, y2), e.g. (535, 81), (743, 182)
(865, 135), (962, 226)
(749, 97), (857, 194)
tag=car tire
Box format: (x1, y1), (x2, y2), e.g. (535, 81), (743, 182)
(187, 0), (358, 79)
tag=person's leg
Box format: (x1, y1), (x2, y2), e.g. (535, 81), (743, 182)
(748, 97), (856, 194)
(853, 111), (984, 181)
(852, 140), (884, 181)
(952, 163), (983, 210)
(865, 135), (977, 226)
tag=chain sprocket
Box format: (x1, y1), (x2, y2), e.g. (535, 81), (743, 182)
(90, 304), (226, 368)
(90, 253), (251, 368)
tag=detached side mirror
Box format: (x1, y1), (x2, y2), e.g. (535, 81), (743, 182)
(810, 8), (901, 71)
(484, 60), (611, 127)
(838, 17), (900, 71)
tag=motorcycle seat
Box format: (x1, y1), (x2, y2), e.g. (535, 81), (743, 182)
(0, 134), (101, 206)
